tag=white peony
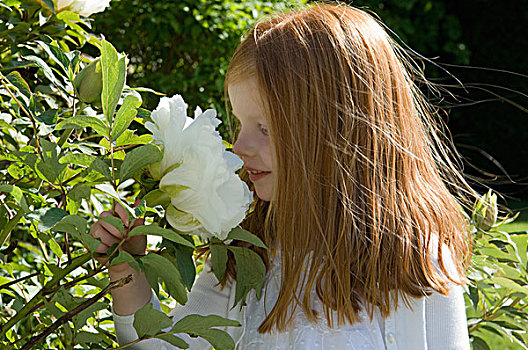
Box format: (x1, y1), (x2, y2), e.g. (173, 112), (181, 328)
(145, 95), (221, 180)
(53, 0), (111, 17)
(146, 95), (253, 240)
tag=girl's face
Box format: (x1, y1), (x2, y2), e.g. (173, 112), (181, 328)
(229, 77), (274, 201)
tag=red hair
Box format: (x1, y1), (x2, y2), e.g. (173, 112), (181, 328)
(224, 3), (473, 333)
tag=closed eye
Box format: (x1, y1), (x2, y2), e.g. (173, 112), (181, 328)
(258, 123), (269, 136)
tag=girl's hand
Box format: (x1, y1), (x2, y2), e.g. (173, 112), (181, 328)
(89, 201), (145, 274)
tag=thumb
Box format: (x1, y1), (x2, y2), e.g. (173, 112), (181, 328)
(130, 217), (145, 230)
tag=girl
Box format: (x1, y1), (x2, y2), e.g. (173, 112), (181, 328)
(91, 3), (473, 349)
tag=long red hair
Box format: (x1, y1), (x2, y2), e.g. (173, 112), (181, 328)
(224, 2), (473, 333)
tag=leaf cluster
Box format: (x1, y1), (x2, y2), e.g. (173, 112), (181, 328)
(0, 2), (267, 349)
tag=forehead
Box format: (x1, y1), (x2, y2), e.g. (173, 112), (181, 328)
(228, 77), (267, 119)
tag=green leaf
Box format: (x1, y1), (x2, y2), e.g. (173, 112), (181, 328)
(140, 253), (187, 304)
(227, 227), (267, 249)
(35, 139), (66, 183)
(36, 156), (65, 183)
(157, 335), (189, 349)
(56, 10), (81, 21)
(510, 234), (528, 266)
(53, 215), (87, 235)
(72, 301), (107, 331)
(75, 331), (103, 345)
(53, 215), (100, 252)
(94, 184), (135, 219)
(171, 315), (240, 350)
(88, 158), (112, 180)
(25, 207), (68, 231)
(59, 153), (97, 167)
(119, 144), (162, 182)
(101, 40), (126, 124)
(110, 95), (141, 140)
(227, 246), (266, 306)
(0, 184), (29, 212)
(129, 225), (195, 249)
(468, 285), (479, 310)
(487, 276), (528, 296)
(143, 189), (170, 207)
(22, 55), (65, 92)
(191, 329), (236, 350)
(171, 314), (240, 332)
(172, 242), (196, 291)
(36, 109), (58, 125)
(115, 130), (153, 147)
(67, 184), (91, 202)
(160, 247), (195, 291)
(56, 115), (108, 138)
(471, 336), (491, 350)
(210, 244), (228, 282)
(48, 237), (63, 258)
(110, 250), (140, 271)
(133, 303), (173, 338)
(6, 71), (31, 104)
(37, 41), (70, 76)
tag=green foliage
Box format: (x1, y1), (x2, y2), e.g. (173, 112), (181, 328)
(467, 193), (528, 349)
(90, 0), (309, 135)
(0, 2), (265, 348)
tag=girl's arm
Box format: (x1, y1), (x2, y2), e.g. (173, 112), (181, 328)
(425, 242), (470, 350)
(113, 262), (235, 350)
(425, 284), (470, 350)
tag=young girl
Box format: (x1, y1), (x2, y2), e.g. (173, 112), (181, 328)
(91, 3), (473, 349)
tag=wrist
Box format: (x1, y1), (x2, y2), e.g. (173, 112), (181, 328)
(108, 263), (140, 281)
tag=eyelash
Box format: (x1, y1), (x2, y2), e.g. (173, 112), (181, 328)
(259, 124), (269, 136)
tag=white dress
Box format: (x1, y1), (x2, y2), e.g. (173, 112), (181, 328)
(114, 248), (470, 350)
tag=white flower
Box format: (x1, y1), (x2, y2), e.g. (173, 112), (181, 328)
(147, 95), (253, 240)
(145, 95), (221, 180)
(53, 0), (111, 17)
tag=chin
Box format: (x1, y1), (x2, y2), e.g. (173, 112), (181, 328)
(255, 188), (272, 202)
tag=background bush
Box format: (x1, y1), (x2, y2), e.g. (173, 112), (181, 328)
(92, 0), (528, 202)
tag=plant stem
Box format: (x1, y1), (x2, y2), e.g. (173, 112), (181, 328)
(0, 272), (40, 291)
(19, 274), (133, 350)
(110, 141), (116, 187)
(0, 252), (91, 339)
(468, 295), (521, 333)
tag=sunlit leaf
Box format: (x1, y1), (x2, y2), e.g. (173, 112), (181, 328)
(101, 40), (126, 123)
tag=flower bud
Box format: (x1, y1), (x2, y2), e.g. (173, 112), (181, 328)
(472, 190), (498, 231)
(74, 58), (102, 105)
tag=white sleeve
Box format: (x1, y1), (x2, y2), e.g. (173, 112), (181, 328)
(425, 284), (470, 350)
(113, 263), (233, 350)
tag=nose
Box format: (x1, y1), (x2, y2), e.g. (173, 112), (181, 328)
(232, 129), (254, 159)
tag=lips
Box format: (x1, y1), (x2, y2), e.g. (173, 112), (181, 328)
(244, 166), (271, 174)
(245, 166), (271, 182)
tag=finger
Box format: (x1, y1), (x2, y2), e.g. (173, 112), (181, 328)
(91, 229), (121, 247)
(113, 201), (129, 226)
(98, 220), (125, 240)
(95, 241), (110, 254)
(99, 210), (115, 218)
(129, 217), (145, 230)
(89, 221), (107, 236)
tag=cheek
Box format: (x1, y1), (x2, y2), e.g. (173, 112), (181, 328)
(261, 137), (274, 169)
(263, 146), (274, 169)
